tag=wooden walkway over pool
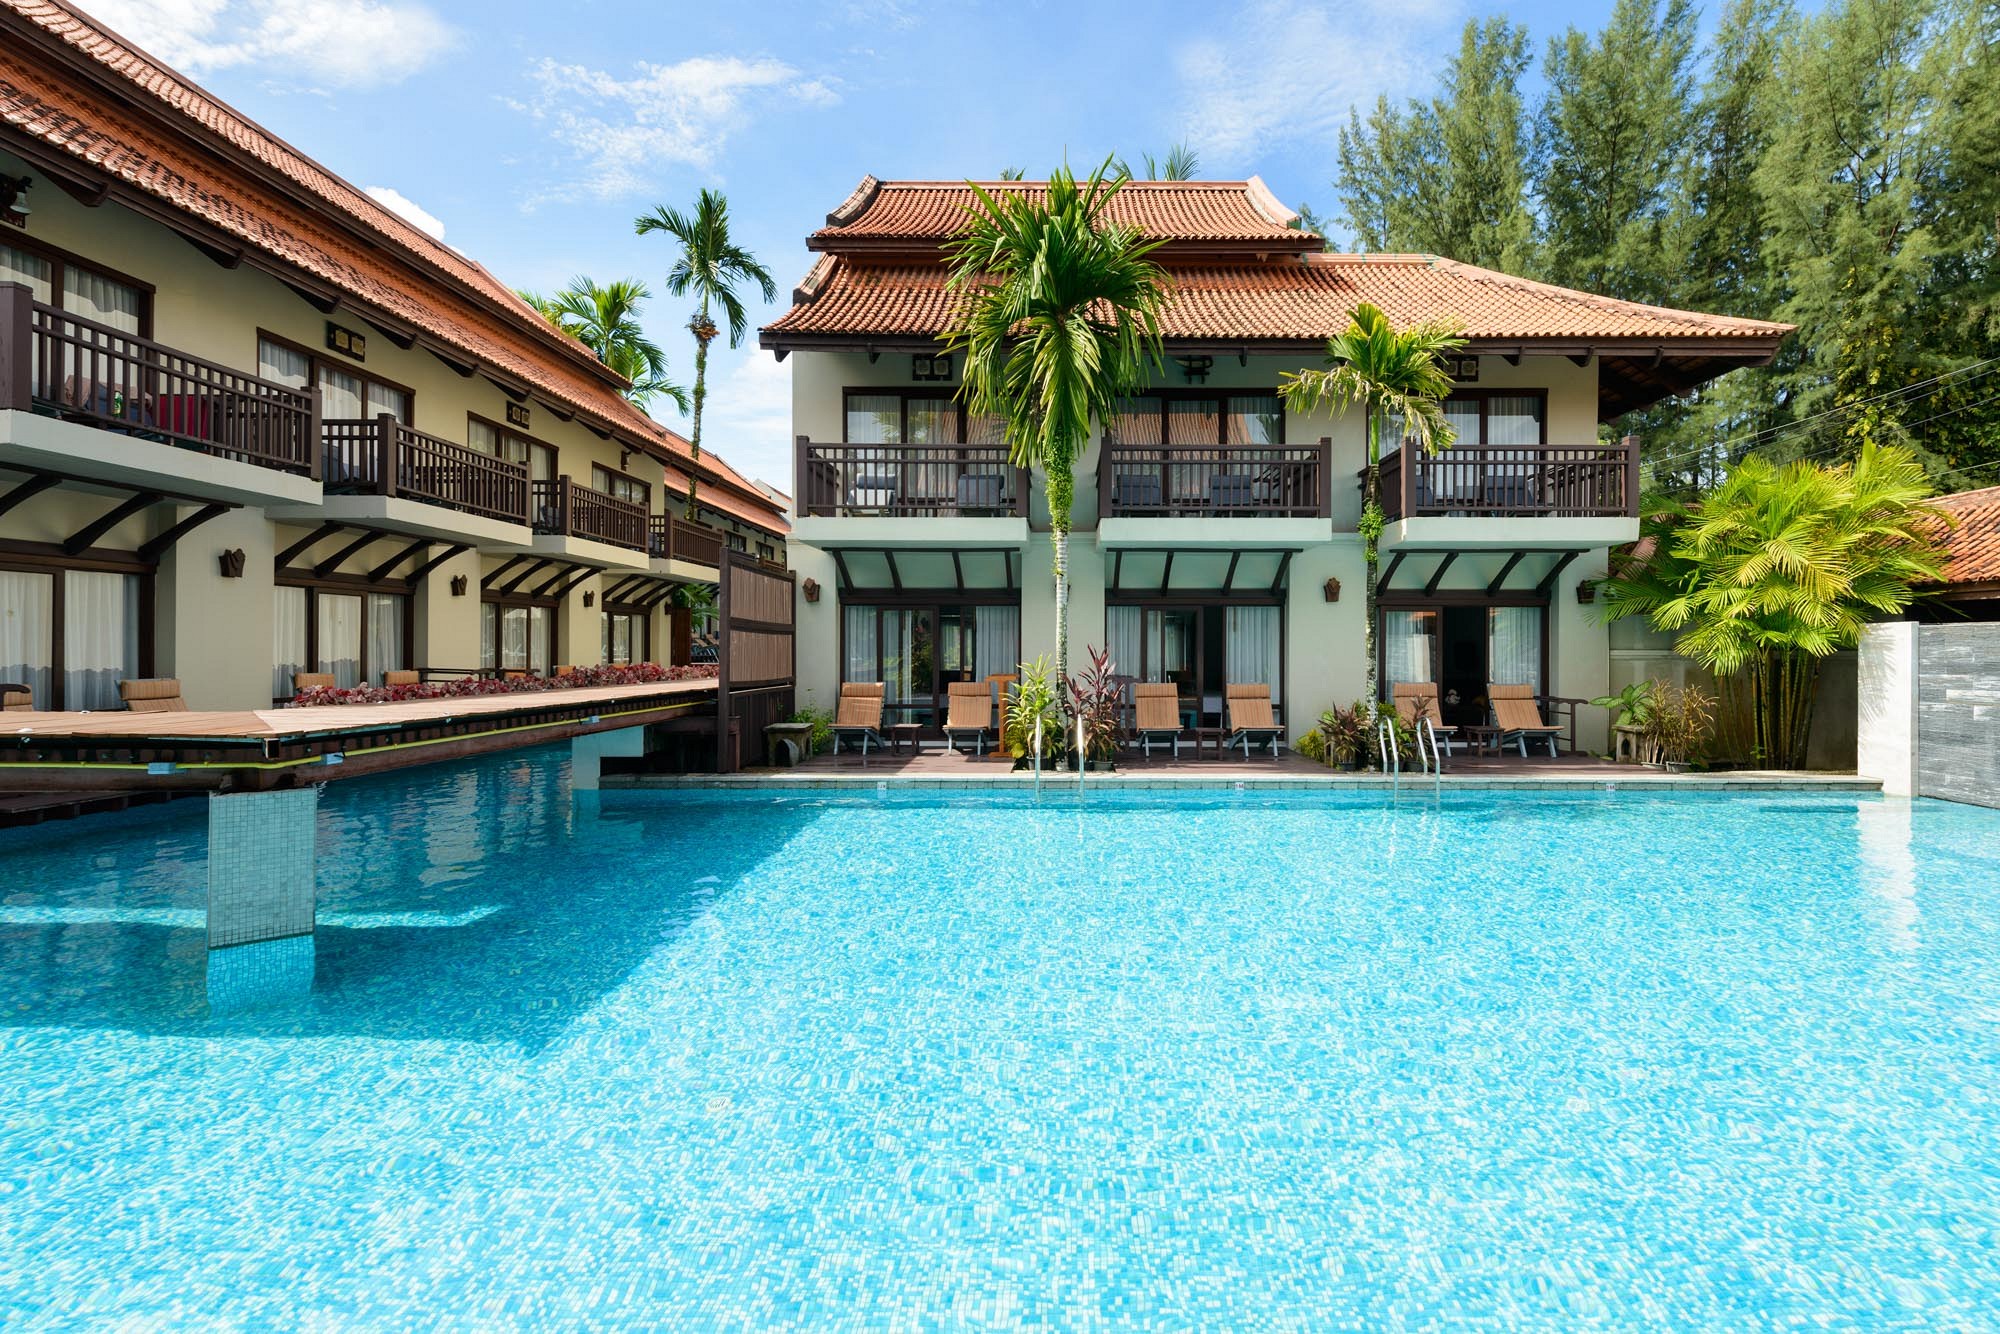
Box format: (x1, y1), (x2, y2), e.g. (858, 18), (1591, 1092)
(0, 679), (723, 795)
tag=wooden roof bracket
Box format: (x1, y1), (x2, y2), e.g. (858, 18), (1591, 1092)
(402, 543), (469, 588)
(136, 502), (233, 562)
(64, 491), (163, 555)
(276, 521), (346, 569)
(1535, 550), (1580, 596)
(1377, 550), (1409, 594)
(312, 529), (386, 579)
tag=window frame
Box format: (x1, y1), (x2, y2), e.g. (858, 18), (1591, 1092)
(590, 462), (651, 507)
(1436, 389), (1550, 447)
(271, 573), (413, 695)
(1108, 388), (1289, 446)
(468, 411), (559, 480)
(256, 328), (416, 421)
(479, 596), (558, 675)
(0, 233), (155, 337)
(0, 543), (154, 711)
(841, 387), (1003, 444)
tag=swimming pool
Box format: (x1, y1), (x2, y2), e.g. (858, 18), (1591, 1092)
(2, 751), (1997, 1328)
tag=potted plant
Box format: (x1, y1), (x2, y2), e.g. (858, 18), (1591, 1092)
(1065, 645), (1125, 771)
(1642, 682), (1716, 772)
(1003, 656), (1067, 770)
(1322, 702), (1371, 771)
(1589, 681), (1659, 762)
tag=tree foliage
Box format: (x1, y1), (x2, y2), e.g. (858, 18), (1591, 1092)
(1328, 0), (2000, 492)
(518, 277), (687, 413)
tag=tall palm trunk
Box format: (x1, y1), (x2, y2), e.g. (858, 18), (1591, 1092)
(1048, 456), (1074, 699)
(1753, 647), (1821, 769)
(687, 313), (713, 519)
(1361, 409), (1383, 714)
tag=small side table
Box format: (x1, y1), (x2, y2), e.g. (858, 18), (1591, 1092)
(1462, 724), (1503, 757)
(1194, 726), (1226, 760)
(889, 722), (923, 756)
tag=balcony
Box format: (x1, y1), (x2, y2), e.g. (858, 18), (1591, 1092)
(1099, 441), (1331, 518)
(533, 475), (647, 550)
(649, 513), (725, 567)
(1375, 441), (1638, 520)
(1, 286), (316, 475)
(323, 415), (528, 523)
(797, 440), (1026, 518)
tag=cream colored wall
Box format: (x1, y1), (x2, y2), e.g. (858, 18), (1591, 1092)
(0, 486), (157, 550)
(414, 546), (482, 671)
(788, 542), (841, 713)
(156, 506), (275, 709)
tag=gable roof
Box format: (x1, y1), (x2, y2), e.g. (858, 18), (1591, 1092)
(0, 0), (787, 532)
(810, 176), (1317, 256)
(1929, 484), (2000, 591)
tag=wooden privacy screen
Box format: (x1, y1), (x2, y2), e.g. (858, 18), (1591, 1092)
(714, 548), (796, 771)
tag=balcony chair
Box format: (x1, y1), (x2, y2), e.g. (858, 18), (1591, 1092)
(942, 680), (994, 755)
(1488, 683), (1563, 757)
(1, 683), (35, 712)
(832, 681), (887, 759)
(117, 678), (188, 713)
(1391, 682), (1459, 757)
(1208, 474), (1257, 512)
(1224, 683), (1284, 759)
(1482, 468), (1536, 512)
(847, 474), (899, 512)
(293, 671), (336, 694)
(955, 472), (1008, 516)
(1132, 682), (1183, 759)
(1113, 473), (1164, 511)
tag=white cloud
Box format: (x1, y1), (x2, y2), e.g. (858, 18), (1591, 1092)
(1173, 0), (1459, 168)
(86, 0), (455, 89)
(693, 351), (794, 491)
(364, 186), (445, 240)
(521, 55), (840, 198)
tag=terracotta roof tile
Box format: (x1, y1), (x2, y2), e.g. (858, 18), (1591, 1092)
(763, 253), (1792, 345)
(0, 0), (787, 531)
(1929, 485), (2000, 586)
(810, 176), (1316, 252)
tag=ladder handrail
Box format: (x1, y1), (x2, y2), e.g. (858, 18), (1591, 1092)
(1033, 716), (1043, 796)
(1377, 718), (1401, 801)
(1419, 717), (1444, 797)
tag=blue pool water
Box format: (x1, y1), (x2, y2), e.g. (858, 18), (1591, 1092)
(2, 753), (1998, 1329)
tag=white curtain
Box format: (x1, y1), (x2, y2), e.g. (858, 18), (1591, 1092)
(368, 593), (406, 681)
(882, 609), (922, 706)
(1106, 605), (1142, 682)
(843, 604), (879, 683)
(0, 244), (53, 301)
(480, 602), (498, 670)
(608, 615), (632, 665)
(257, 337), (310, 389)
(499, 606), (527, 671)
(0, 570), (53, 708)
(1224, 395), (1284, 446)
(63, 571), (138, 710)
(844, 395), (901, 444)
(1382, 610), (1437, 688)
(371, 384), (411, 424)
(528, 607), (552, 676)
(1225, 604), (1281, 703)
(317, 593), (362, 688)
(62, 267), (142, 334)
(1486, 396), (1543, 446)
(972, 604), (1019, 680)
(273, 585), (307, 698)
(1489, 606), (1542, 694)
(317, 366), (364, 420)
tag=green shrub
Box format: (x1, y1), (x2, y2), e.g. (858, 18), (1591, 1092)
(789, 701), (834, 754)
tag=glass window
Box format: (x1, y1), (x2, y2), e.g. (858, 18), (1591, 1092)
(317, 365), (364, 420)
(0, 243), (54, 302)
(1225, 395), (1284, 446)
(1486, 395), (1543, 446)
(258, 337), (311, 389)
(528, 607), (552, 676)
(1382, 610), (1438, 687)
(367, 593), (406, 682)
(480, 602), (498, 671)
(0, 569), (54, 708)
(1489, 606), (1542, 694)
(273, 585), (308, 699)
(845, 394), (902, 444)
(316, 593), (363, 688)
(905, 397), (956, 445)
(592, 465), (648, 506)
(1165, 399), (1220, 446)
(61, 571), (140, 711)
(499, 606), (529, 672)
(62, 268), (142, 335)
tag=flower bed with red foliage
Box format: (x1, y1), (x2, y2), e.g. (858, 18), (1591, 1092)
(290, 662), (719, 707)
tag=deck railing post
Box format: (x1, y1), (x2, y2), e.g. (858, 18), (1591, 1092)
(794, 435), (809, 513)
(559, 475), (575, 536)
(306, 384), (323, 481)
(0, 283), (32, 412)
(375, 412), (399, 498)
(1621, 433), (1641, 516)
(1316, 437), (1332, 517)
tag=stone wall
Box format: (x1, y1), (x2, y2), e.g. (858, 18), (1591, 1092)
(1916, 623), (2000, 807)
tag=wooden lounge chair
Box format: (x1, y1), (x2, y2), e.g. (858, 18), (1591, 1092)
(1224, 683), (1284, 759)
(293, 671), (336, 694)
(942, 680), (993, 754)
(383, 670), (420, 687)
(833, 681), (887, 757)
(1, 683), (33, 712)
(1133, 682), (1183, 758)
(1488, 683), (1563, 757)
(118, 678), (187, 713)
(1391, 682), (1459, 756)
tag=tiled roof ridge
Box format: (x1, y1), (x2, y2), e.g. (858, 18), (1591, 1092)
(1934, 482), (2000, 508)
(5, 0), (626, 390)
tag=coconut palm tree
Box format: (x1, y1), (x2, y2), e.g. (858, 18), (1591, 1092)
(1115, 144), (1201, 181)
(1598, 443), (1946, 767)
(944, 159), (1171, 690)
(1279, 303), (1464, 711)
(635, 190), (776, 519)
(519, 278), (688, 412)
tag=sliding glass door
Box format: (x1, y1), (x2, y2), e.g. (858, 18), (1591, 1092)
(841, 601), (1021, 730)
(1105, 602), (1283, 726)
(1380, 602), (1546, 725)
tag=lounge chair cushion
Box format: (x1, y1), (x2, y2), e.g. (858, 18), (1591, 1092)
(835, 682), (885, 729)
(0, 684), (33, 712)
(383, 670), (420, 687)
(1225, 683), (1281, 732)
(944, 681), (993, 730)
(118, 678), (188, 713)
(293, 671), (336, 693)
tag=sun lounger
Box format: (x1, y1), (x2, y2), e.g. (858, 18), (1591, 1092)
(1224, 683), (1284, 759)
(118, 678), (187, 713)
(943, 680), (993, 754)
(383, 670), (420, 687)
(1133, 682), (1183, 758)
(833, 681), (887, 757)
(1488, 683), (1563, 757)
(1, 683), (34, 712)
(293, 671), (336, 694)
(1392, 682), (1459, 756)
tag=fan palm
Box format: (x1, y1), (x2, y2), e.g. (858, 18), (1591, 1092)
(635, 190), (776, 519)
(944, 160), (1171, 689)
(1280, 303), (1464, 709)
(519, 278), (687, 412)
(1599, 443), (1946, 767)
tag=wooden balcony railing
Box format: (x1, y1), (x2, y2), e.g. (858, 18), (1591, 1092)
(323, 415), (529, 523)
(796, 437), (1026, 518)
(1099, 439), (1332, 518)
(0, 284), (318, 474)
(533, 475), (647, 550)
(1374, 440), (1639, 521)
(649, 513), (725, 567)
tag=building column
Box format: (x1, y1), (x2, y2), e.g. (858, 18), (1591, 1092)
(1857, 621), (1919, 796)
(572, 726), (647, 790)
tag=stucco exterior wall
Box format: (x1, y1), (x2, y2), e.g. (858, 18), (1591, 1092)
(156, 506), (276, 710)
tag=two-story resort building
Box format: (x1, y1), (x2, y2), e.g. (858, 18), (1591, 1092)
(762, 177), (1791, 751)
(0, 0), (786, 712)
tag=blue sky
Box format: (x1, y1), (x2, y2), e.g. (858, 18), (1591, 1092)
(92, 0), (1689, 490)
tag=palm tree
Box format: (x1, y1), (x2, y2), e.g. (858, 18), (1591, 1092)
(1279, 303), (1464, 710)
(1598, 443), (1946, 767)
(945, 159), (1171, 690)
(519, 278), (688, 412)
(1115, 144), (1201, 181)
(635, 190), (776, 519)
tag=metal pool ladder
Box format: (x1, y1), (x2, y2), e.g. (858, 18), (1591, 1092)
(1032, 716), (1043, 797)
(1417, 717), (1445, 799)
(1377, 719), (1401, 800)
